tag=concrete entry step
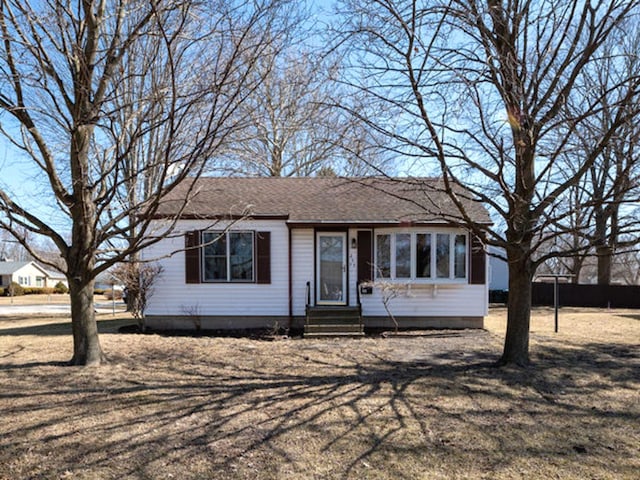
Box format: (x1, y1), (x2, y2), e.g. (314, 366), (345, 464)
(305, 305), (363, 337)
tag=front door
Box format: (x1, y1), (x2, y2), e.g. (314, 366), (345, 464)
(316, 232), (347, 305)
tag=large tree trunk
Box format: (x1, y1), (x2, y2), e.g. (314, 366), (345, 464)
(569, 260), (582, 284)
(67, 104), (102, 365)
(596, 245), (613, 285)
(594, 207), (612, 285)
(500, 244), (534, 366)
(69, 277), (103, 366)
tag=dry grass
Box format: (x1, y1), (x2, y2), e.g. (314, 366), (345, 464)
(0, 307), (638, 479)
(0, 293), (71, 305)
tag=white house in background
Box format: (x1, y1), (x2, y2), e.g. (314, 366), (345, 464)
(142, 177), (491, 333)
(488, 247), (509, 291)
(0, 261), (67, 289)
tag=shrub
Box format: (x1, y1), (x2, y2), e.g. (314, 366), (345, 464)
(23, 287), (56, 295)
(54, 281), (69, 294)
(112, 262), (163, 330)
(94, 288), (106, 295)
(103, 289), (123, 300)
(22, 287), (52, 295)
(7, 282), (25, 296)
(0, 288), (4, 296)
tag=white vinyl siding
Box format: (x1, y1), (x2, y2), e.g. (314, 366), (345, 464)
(4, 263), (50, 288)
(143, 222), (487, 323)
(291, 229), (315, 316)
(361, 283), (487, 317)
(143, 220), (289, 317)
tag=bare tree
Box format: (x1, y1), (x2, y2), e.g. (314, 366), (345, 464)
(0, 0), (293, 365)
(613, 248), (640, 285)
(558, 26), (640, 285)
(220, 10), (391, 178)
(535, 174), (593, 284)
(339, 0), (640, 365)
(112, 262), (163, 331)
(0, 227), (29, 261)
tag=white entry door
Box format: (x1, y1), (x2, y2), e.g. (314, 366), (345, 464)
(316, 232), (347, 305)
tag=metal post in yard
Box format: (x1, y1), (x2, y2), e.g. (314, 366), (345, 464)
(534, 274), (575, 334)
(112, 283), (115, 316)
(554, 276), (559, 333)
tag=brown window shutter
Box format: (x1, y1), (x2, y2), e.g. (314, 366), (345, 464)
(256, 231), (271, 284)
(470, 234), (486, 285)
(357, 230), (373, 284)
(185, 230), (201, 284)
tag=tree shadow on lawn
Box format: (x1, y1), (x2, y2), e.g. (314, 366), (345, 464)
(0, 338), (638, 479)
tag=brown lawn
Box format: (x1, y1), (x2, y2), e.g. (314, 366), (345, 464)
(0, 293), (71, 305)
(0, 307), (638, 479)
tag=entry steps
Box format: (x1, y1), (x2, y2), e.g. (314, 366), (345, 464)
(304, 306), (364, 337)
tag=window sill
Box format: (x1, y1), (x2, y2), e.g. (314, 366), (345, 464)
(372, 279), (467, 286)
(201, 280), (256, 284)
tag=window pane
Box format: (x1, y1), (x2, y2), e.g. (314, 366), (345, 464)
(416, 233), (431, 278)
(203, 232), (226, 256)
(436, 233), (450, 278)
(230, 232), (254, 281)
(319, 235), (345, 302)
(204, 257), (227, 280)
(454, 234), (466, 278)
(395, 233), (411, 278)
(203, 232), (227, 281)
(376, 234), (391, 278)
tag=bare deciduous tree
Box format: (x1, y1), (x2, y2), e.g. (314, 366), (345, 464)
(112, 262), (163, 331)
(220, 10), (391, 178)
(0, 227), (29, 261)
(556, 26), (640, 285)
(339, 0), (640, 365)
(0, 0), (293, 365)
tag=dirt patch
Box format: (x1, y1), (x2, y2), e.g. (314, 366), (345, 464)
(0, 307), (638, 479)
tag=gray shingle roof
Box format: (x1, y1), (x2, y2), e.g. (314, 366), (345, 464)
(155, 177), (491, 225)
(0, 261), (32, 275)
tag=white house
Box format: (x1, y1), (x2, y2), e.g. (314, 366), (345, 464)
(142, 177), (491, 333)
(0, 261), (67, 289)
(488, 247), (509, 291)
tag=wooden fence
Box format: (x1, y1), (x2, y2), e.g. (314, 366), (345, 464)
(532, 283), (640, 308)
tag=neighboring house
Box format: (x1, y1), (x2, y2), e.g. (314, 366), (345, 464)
(0, 261), (67, 289)
(42, 268), (69, 288)
(143, 177), (491, 332)
(488, 247), (509, 291)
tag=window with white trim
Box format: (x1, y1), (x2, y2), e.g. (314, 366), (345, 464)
(375, 231), (467, 282)
(202, 231), (254, 282)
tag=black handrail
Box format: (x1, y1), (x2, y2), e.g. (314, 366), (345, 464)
(356, 281), (363, 333)
(305, 281), (311, 329)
